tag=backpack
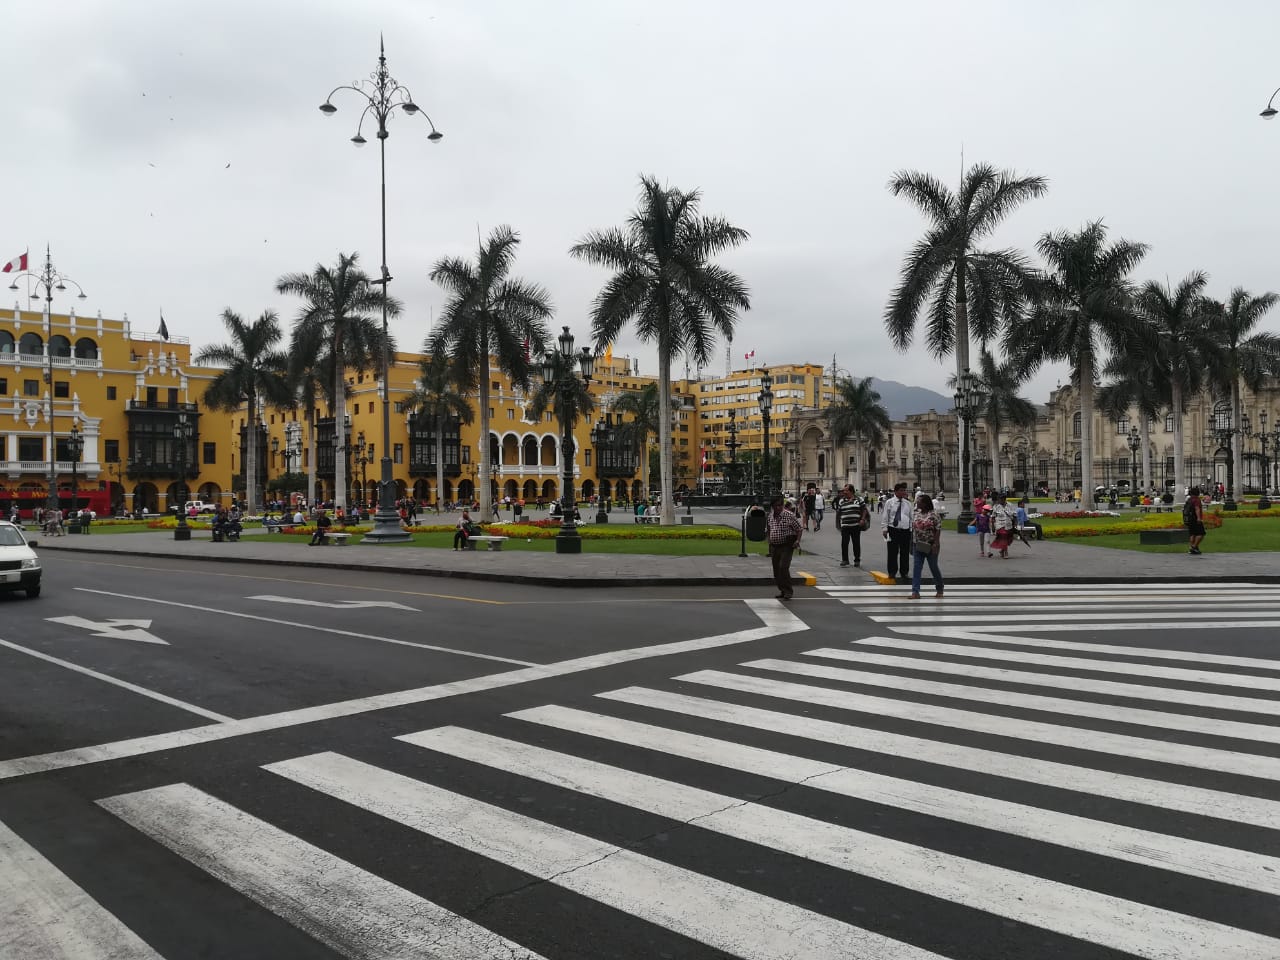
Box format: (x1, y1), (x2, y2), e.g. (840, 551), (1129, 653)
(1182, 499), (1196, 527)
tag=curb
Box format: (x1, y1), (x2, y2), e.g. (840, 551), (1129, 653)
(36, 542), (784, 589)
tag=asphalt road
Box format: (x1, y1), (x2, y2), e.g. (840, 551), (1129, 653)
(2, 555), (1278, 959)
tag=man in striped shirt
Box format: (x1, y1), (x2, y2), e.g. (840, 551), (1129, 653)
(766, 494), (803, 600)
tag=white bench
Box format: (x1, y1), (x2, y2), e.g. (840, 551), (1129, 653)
(463, 535), (509, 551)
(329, 532), (352, 545)
(634, 514), (660, 524)
(1139, 504), (1175, 514)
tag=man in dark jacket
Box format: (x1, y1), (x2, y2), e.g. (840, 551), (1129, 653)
(833, 484), (868, 567)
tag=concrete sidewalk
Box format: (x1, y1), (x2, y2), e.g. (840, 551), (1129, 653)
(32, 522), (1278, 588)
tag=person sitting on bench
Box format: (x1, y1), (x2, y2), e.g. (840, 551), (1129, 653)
(453, 510), (473, 550)
(309, 510), (332, 545)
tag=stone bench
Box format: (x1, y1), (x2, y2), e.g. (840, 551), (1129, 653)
(1139, 527), (1188, 545)
(1139, 505), (1175, 514)
(463, 535), (508, 551)
(634, 515), (660, 524)
(329, 532), (352, 545)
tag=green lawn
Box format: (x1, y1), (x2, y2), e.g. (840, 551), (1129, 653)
(1046, 509), (1280, 553)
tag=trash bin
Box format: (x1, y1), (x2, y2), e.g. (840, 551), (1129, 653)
(744, 505), (768, 542)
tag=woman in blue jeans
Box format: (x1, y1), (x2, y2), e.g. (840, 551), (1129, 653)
(908, 493), (944, 599)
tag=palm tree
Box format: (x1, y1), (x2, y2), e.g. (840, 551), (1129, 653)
(1017, 221), (1149, 511)
(527, 348), (597, 521)
(195, 309), (291, 514)
(276, 252), (397, 512)
(885, 163), (1045, 517)
(1097, 333), (1166, 497)
(825, 376), (890, 491)
(1204, 288), (1280, 501)
(886, 163), (1046, 375)
(286, 323), (335, 508)
(1134, 272), (1217, 499)
(402, 350), (475, 511)
(430, 227), (553, 522)
(611, 383), (661, 490)
(973, 349), (1038, 489)
(571, 175), (751, 525)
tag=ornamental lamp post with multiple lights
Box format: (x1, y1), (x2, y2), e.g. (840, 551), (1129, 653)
(953, 368), (988, 532)
(173, 413), (194, 541)
(725, 407), (741, 494)
(540, 327), (596, 553)
(319, 39), (442, 543)
(355, 432), (374, 515)
(67, 420), (83, 531)
(6, 246), (86, 521)
(758, 371), (774, 500)
(1127, 425), (1142, 506)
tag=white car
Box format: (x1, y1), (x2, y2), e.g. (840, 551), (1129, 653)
(0, 521), (41, 598)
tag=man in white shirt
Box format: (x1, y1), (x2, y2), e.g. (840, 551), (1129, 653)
(880, 481), (913, 581)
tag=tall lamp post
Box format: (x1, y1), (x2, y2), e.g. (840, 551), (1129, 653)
(758, 371), (773, 500)
(7, 247), (86, 521)
(541, 327), (596, 553)
(1127, 425), (1141, 506)
(173, 413), (194, 541)
(913, 450), (922, 490)
(1254, 412), (1271, 510)
(320, 40), (442, 543)
(67, 421), (83, 530)
(953, 368), (987, 532)
(725, 408), (741, 494)
(355, 432), (373, 514)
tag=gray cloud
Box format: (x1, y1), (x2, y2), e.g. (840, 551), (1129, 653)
(3, 0), (1277, 405)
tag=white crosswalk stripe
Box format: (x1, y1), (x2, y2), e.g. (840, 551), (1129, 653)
(819, 581), (1280, 637)
(20, 605), (1280, 959)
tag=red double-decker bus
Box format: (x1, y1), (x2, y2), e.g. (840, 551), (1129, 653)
(0, 488), (114, 520)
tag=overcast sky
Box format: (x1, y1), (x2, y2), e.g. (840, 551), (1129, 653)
(4, 1), (1277, 404)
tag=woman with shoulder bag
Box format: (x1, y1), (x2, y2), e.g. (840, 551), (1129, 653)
(908, 493), (943, 599)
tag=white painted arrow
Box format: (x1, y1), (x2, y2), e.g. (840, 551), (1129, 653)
(46, 616), (168, 645)
(247, 595), (420, 612)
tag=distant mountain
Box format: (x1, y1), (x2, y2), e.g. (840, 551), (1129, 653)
(864, 378), (952, 422)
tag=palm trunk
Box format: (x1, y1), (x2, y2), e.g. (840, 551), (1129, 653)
(1232, 376), (1243, 502)
(245, 393), (257, 515)
(333, 354), (347, 512)
(954, 261), (973, 517)
(1140, 416), (1152, 496)
(435, 412), (446, 513)
(478, 353), (492, 519)
(657, 352), (674, 525)
(1171, 383), (1185, 499)
(1079, 348), (1095, 511)
(988, 425), (1000, 492)
(306, 411), (317, 507)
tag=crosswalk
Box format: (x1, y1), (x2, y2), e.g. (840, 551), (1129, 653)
(819, 581), (1280, 634)
(6, 610), (1280, 958)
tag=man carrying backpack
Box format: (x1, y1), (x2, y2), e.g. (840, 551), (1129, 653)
(834, 484), (869, 567)
(1184, 486), (1206, 555)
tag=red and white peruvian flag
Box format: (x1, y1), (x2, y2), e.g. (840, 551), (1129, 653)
(2, 251), (28, 273)
(700, 446), (709, 470)
(743, 349), (755, 361)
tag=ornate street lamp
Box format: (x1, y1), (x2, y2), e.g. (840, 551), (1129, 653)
(172, 413), (194, 541)
(355, 432), (374, 515)
(1253, 411), (1272, 509)
(913, 450), (922, 490)
(758, 371), (774, 500)
(953, 368), (987, 532)
(7, 246), (86, 520)
(540, 327), (596, 553)
(67, 420), (83, 529)
(320, 39), (442, 543)
(1262, 86), (1279, 119)
(1127, 425), (1141, 506)
(725, 407), (741, 494)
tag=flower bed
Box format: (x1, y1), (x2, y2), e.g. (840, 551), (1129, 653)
(1042, 512), (1221, 539)
(406, 522), (738, 541)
